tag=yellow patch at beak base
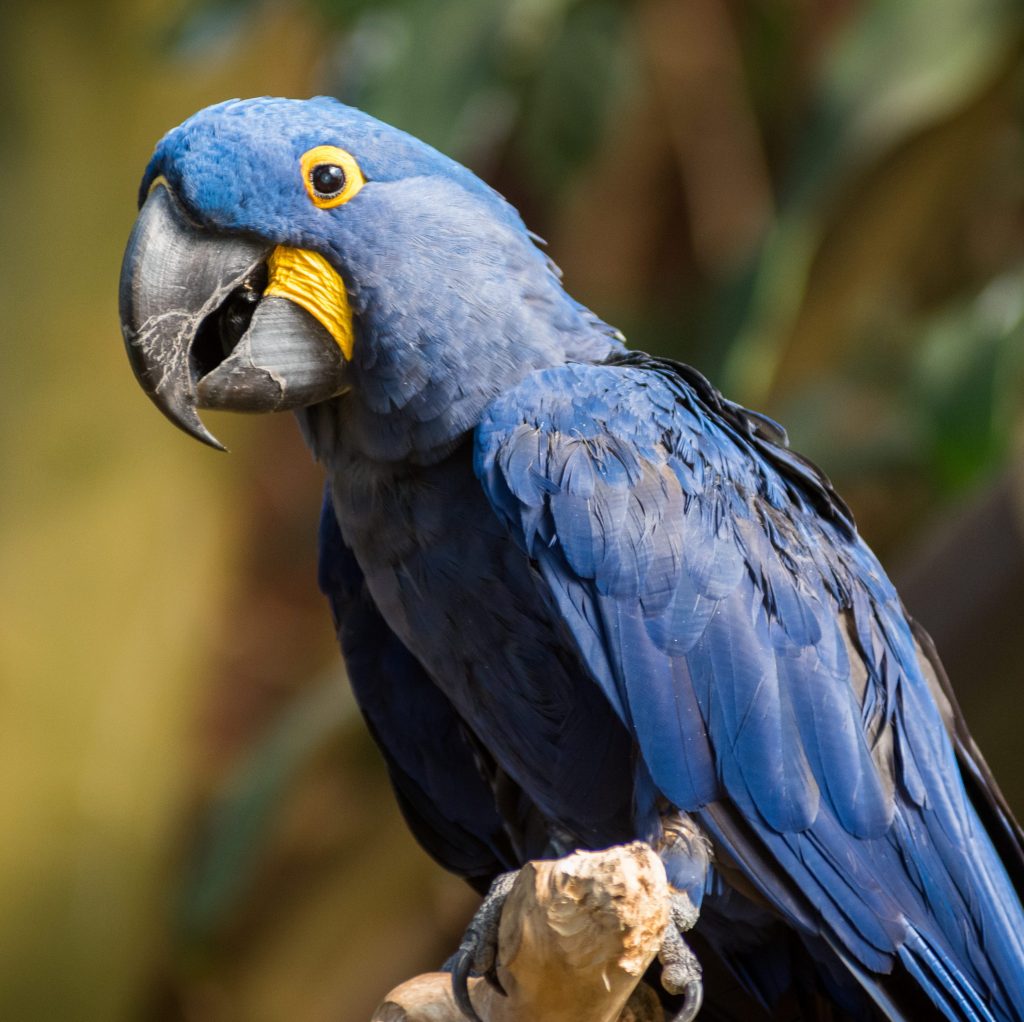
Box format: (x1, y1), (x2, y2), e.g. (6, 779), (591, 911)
(264, 246), (355, 359)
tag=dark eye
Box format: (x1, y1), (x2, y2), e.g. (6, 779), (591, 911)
(310, 163), (347, 198)
(300, 146), (364, 208)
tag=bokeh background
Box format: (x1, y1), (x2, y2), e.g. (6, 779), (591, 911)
(3, 0), (1024, 1019)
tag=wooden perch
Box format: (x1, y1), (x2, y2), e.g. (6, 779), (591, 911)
(372, 842), (670, 1022)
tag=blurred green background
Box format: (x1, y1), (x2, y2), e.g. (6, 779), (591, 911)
(2, 0), (1024, 1019)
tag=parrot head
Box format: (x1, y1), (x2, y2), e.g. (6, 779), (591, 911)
(120, 96), (617, 455)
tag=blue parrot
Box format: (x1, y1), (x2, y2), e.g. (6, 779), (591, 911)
(119, 97), (1024, 1021)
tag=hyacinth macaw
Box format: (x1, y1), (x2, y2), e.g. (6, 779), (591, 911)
(119, 97), (1024, 1021)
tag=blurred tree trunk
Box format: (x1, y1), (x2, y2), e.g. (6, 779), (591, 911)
(0, 3), (322, 1018)
(896, 455), (1024, 814)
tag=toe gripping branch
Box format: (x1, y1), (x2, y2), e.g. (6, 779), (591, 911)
(446, 870), (518, 1022)
(433, 843), (704, 1022)
(660, 892), (704, 1022)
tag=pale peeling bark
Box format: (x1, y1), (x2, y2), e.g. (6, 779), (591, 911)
(372, 843), (670, 1022)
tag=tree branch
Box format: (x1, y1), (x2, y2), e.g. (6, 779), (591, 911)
(372, 843), (670, 1022)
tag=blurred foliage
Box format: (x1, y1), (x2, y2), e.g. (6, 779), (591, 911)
(3, 0), (1024, 1020)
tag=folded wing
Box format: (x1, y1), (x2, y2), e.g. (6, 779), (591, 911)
(474, 353), (1024, 1020)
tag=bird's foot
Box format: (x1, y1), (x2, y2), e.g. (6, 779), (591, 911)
(443, 870), (519, 1022)
(659, 891), (703, 1022)
(444, 870), (703, 1022)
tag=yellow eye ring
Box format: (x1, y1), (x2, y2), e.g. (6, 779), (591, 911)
(300, 145), (365, 209)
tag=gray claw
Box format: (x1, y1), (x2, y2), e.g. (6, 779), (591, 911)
(449, 947), (484, 1022)
(671, 981), (704, 1022)
(660, 891), (703, 1022)
(444, 870), (519, 1022)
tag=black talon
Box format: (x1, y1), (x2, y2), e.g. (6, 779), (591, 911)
(485, 967), (507, 997)
(444, 870), (519, 1022)
(659, 890), (704, 1020)
(671, 980), (704, 1022)
(450, 947), (484, 1022)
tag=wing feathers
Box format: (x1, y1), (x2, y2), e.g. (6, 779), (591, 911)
(475, 354), (1024, 1018)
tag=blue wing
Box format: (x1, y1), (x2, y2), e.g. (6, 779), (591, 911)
(474, 353), (1024, 1020)
(318, 490), (541, 889)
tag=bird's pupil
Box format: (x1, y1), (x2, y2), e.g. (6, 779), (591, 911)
(312, 163), (346, 197)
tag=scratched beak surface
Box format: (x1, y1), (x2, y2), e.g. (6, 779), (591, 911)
(119, 183), (348, 449)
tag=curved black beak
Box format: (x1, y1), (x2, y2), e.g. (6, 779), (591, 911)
(119, 183), (348, 449)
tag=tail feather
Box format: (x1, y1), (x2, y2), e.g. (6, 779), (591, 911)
(897, 926), (1000, 1022)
